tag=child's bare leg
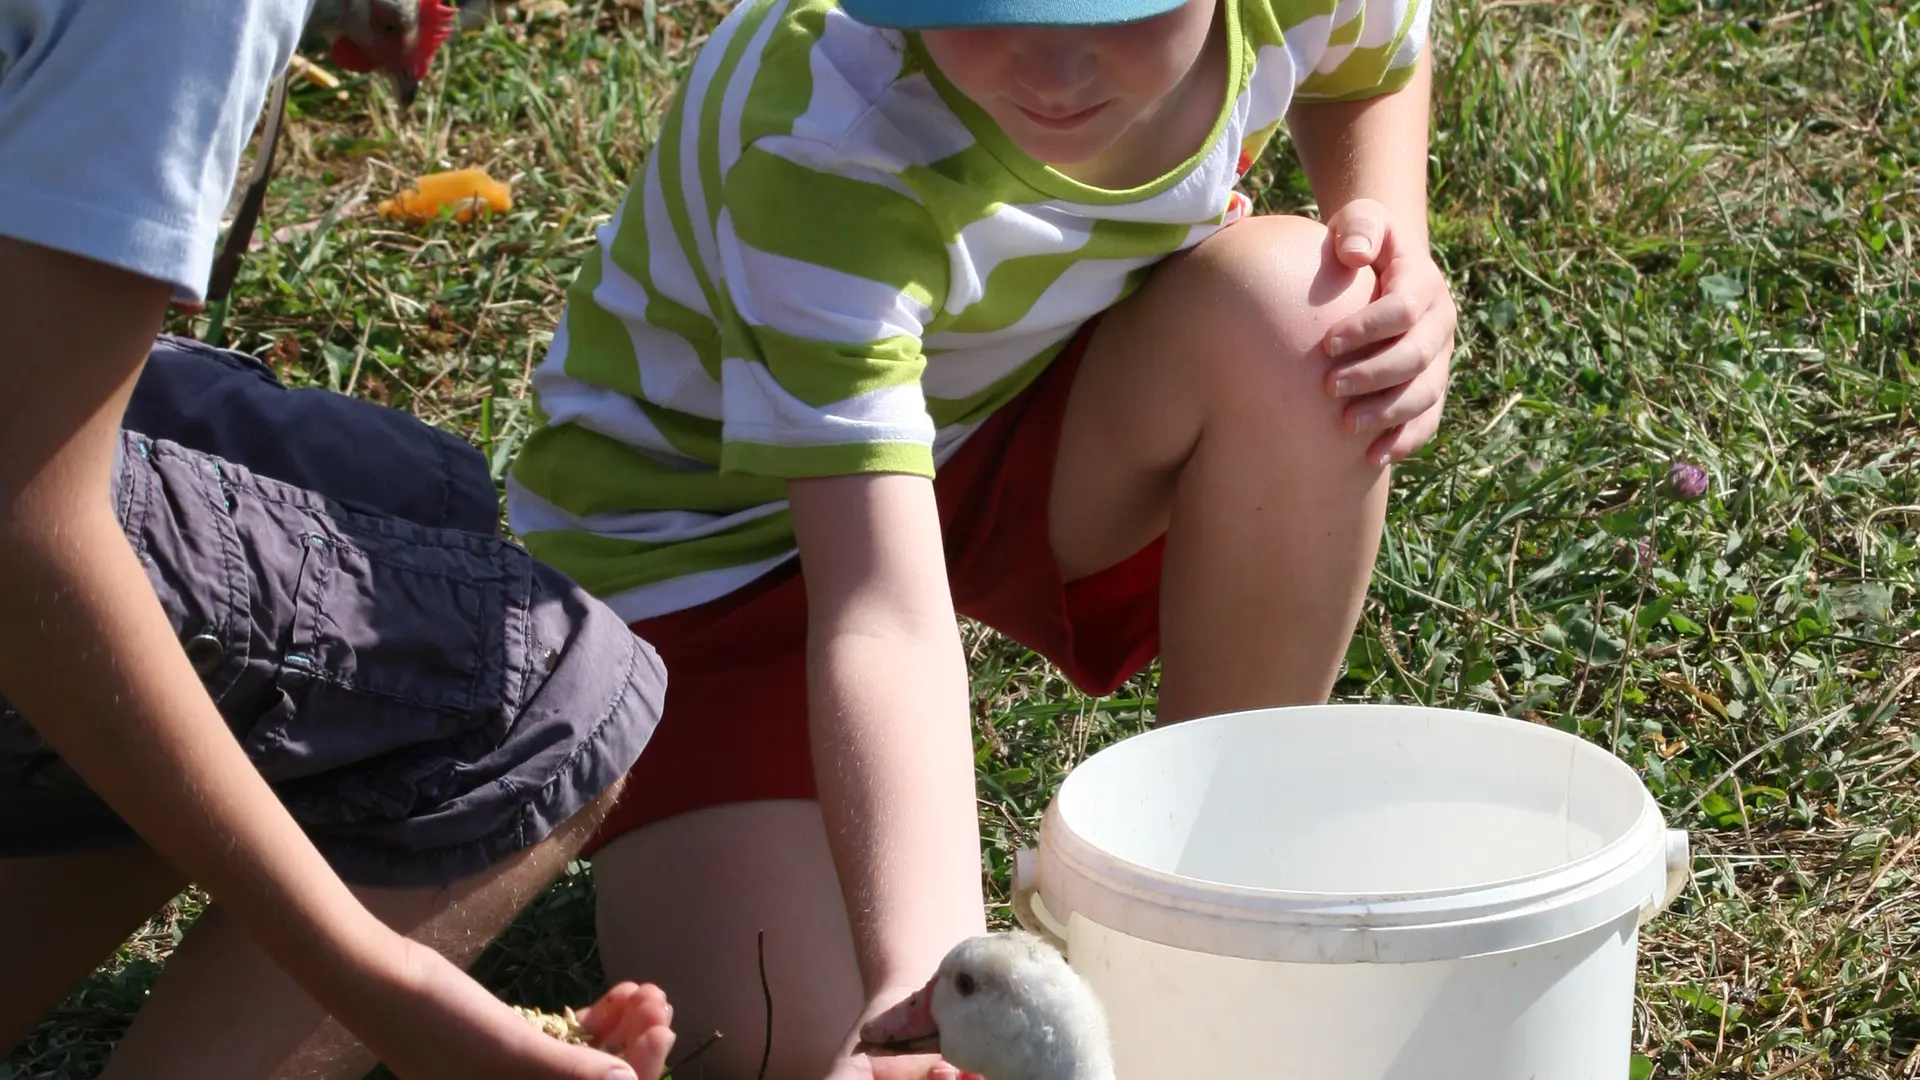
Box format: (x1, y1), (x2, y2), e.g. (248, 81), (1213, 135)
(1051, 214), (1387, 720)
(98, 779), (631, 1080)
(0, 846), (187, 1052)
(592, 801), (868, 1080)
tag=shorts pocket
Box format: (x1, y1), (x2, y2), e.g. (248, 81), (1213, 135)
(244, 520), (524, 789)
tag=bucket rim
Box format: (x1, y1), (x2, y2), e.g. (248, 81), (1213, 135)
(1052, 703), (1658, 904)
(1029, 704), (1681, 963)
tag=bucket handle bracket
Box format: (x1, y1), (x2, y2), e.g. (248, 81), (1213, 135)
(1012, 848), (1071, 952)
(1642, 828), (1692, 926)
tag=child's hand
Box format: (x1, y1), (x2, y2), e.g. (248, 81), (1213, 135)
(1320, 197), (1457, 466)
(340, 937), (674, 1080)
(575, 981), (678, 1075)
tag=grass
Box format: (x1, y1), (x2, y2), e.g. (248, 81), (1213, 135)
(6, 0), (1917, 1075)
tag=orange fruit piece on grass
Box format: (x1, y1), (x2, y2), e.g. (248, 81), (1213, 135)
(378, 168), (512, 224)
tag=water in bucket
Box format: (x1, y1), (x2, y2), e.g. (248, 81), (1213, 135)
(1012, 704), (1689, 1079)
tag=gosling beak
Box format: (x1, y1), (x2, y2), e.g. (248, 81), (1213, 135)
(854, 975), (941, 1057)
(857, 1033), (943, 1057)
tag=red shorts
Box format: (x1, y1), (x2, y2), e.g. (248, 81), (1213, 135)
(585, 320), (1164, 853)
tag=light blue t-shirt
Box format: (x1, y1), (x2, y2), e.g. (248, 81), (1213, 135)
(0, 0), (315, 304)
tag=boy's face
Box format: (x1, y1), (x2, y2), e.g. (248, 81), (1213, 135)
(920, 0), (1220, 167)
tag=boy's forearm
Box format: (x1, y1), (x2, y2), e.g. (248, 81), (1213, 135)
(808, 620), (988, 994)
(790, 472), (988, 999)
(1287, 48), (1435, 248)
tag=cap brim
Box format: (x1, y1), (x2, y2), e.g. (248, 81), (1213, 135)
(840, 0), (1189, 29)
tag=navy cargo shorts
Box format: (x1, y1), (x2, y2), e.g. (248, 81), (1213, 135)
(0, 336), (666, 888)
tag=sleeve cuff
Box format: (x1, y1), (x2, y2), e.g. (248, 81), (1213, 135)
(721, 439), (936, 481)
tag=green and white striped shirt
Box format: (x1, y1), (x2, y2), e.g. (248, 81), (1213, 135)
(509, 0), (1431, 622)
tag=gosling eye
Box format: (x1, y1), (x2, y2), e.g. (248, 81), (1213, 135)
(954, 972), (977, 997)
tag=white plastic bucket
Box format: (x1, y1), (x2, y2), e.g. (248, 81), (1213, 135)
(1011, 704), (1689, 1079)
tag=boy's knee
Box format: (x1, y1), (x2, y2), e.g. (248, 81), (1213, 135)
(1149, 215), (1375, 425)
(1184, 214), (1377, 360)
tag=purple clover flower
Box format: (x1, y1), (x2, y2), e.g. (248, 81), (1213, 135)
(1669, 461), (1709, 500)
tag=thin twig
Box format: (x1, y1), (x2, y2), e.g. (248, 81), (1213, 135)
(1805, 632), (1920, 655)
(1474, 390), (1525, 436)
(1864, 662), (1920, 730)
(755, 929), (773, 1080)
(666, 1030), (725, 1079)
(1372, 569), (1550, 647)
(1864, 664), (1920, 787)
(1756, 1050), (1822, 1080)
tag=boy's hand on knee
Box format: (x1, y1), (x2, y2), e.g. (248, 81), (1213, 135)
(1319, 198), (1458, 466)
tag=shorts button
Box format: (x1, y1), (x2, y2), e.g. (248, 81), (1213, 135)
(184, 634), (226, 677)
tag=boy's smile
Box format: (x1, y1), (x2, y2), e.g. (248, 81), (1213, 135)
(1015, 101), (1111, 131)
(920, 0), (1224, 185)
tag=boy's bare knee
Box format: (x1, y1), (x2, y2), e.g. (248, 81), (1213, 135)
(1184, 214), (1376, 358)
(1141, 215), (1375, 432)
(593, 802), (866, 1080)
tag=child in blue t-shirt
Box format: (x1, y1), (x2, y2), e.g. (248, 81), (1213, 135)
(0, 2), (675, 1076)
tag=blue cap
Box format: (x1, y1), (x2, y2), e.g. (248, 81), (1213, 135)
(839, 0), (1189, 29)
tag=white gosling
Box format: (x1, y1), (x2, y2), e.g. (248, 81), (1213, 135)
(861, 931), (1116, 1080)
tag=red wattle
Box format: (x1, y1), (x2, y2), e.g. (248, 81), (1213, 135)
(409, 0), (456, 80)
(330, 36), (378, 73)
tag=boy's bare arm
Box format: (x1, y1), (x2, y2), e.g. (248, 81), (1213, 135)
(1286, 48), (1435, 248)
(788, 472), (989, 1006)
(0, 237), (649, 1080)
